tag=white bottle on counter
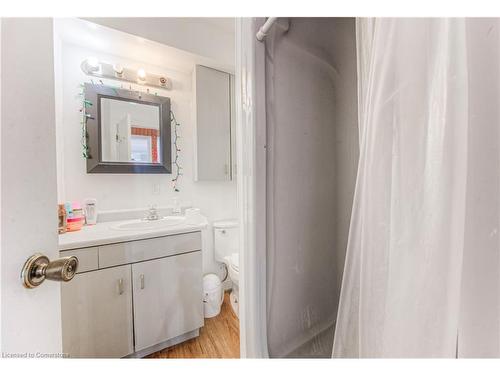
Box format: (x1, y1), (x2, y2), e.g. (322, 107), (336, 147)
(83, 198), (98, 225)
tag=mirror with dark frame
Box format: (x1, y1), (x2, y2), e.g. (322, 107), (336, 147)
(84, 83), (171, 173)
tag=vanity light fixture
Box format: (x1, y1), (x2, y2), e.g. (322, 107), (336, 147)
(81, 58), (172, 90)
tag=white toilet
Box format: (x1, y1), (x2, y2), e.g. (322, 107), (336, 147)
(213, 220), (239, 317)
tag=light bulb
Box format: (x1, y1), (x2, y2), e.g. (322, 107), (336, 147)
(86, 57), (99, 71)
(137, 68), (147, 81)
(113, 63), (123, 75)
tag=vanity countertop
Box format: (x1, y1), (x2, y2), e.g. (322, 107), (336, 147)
(58, 219), (206, 251)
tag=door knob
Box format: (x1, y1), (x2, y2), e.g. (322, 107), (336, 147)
(21, 253), (79, 289)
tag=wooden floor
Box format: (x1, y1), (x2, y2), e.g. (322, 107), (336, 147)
(147, 291), (240, 358)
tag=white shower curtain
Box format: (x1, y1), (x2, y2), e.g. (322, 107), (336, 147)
(333, 18), (500, 358)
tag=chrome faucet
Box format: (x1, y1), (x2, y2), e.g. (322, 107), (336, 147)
(144, 205), (160, 221)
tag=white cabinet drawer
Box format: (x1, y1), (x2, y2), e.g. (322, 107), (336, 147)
(60, 247), (98, 273)
(98, 231), (202, 269)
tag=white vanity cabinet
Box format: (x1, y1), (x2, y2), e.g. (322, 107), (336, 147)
(132, 252), (203, 351)
(60, 231), (203, 358)
(61, 264), (134, 358)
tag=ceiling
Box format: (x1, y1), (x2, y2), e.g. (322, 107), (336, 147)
(55, 18), (235, 74)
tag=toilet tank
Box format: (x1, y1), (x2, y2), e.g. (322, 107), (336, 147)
(213, 220), (238, 262)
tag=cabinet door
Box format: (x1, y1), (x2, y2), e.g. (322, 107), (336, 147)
(194, 65), (232, 181)
(132, 251), (203, 351)
(61, 265), (134, 358)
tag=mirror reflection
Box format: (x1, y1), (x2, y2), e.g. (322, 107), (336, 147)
(100, 97), (161, 164)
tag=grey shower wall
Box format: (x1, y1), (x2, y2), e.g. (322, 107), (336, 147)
(459, 18), (500, 358)
(264, 18), (359, 357)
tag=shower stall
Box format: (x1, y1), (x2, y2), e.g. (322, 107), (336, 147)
(243, 17), (360, 358)
(237, 17), (500, 359)
(264, 18), (359, 358)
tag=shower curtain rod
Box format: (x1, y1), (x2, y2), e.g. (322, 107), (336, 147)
(256, 17), (278, 41)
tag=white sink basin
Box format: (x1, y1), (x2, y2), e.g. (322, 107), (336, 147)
(110, 216), (186, 231)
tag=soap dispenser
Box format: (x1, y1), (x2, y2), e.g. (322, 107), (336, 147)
(84, 198), (98, 225)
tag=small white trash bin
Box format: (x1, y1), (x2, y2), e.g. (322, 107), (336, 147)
(203, 273), (223, 318)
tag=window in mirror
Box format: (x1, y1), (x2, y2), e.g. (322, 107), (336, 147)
(130, 135), (158, 163)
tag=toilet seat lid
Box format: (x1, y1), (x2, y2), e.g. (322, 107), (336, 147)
(213, 219), (238, 229)
(230, 253), (239, 271)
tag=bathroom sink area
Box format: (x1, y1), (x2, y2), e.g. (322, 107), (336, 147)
(110, 216), (186, 231)
(58, 210), (208, 251)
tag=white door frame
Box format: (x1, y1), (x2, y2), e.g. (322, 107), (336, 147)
(235, 17), (269, 358)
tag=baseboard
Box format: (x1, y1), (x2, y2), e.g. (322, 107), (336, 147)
(124, 329), (200, 358)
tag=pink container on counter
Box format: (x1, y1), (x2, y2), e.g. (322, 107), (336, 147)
(67, 217), (84, 232)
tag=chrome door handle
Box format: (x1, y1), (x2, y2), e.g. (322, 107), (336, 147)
(140, 274), (145, 289)
(21, 253), (79, 289)
(118, 278), (124, 295)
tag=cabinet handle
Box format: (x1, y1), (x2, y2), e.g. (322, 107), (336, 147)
(140, 274), (145, 289)
(118, 278), (124, 295)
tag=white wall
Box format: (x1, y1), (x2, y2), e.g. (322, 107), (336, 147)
(54, 20), (237, 278)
